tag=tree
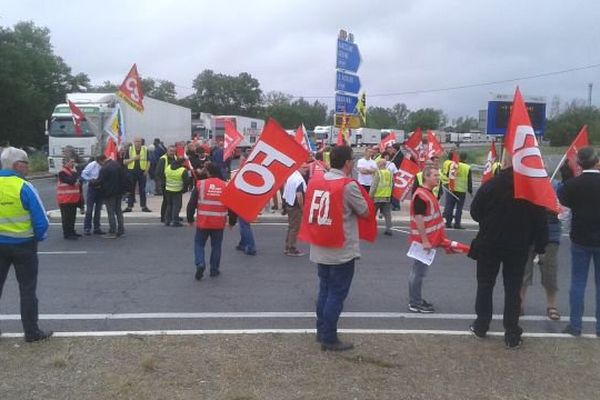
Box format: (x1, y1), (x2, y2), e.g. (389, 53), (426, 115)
(365, 106), (396, 129)
(453, 116), (479, 133)
(545, 103), (600, 146)
(391, 103), (410, 130)
(405, 108), (446, 131)
(91, 80), (118, 92)
(261, 91), (328, 129)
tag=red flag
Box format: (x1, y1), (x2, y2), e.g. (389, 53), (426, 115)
(116, 63), (144, 112)
(504, 87), (559, 212)
(175, 142), (186, 159)
(294, 124), (309, 151)
(104, 138), (118, 160)
(440, 238), (470, 255)
(426, 130), (444, 159)
(565, 125), (589, 177)
(404, 128), (424, 167)
(392, 158), (420, 201)
(481, 142), (498, 185)
(448, 152), (460, 191)
(224, 120), (244, 160)
(379, 131), (397, 153)
(221, 118), (309, 221)
(68, 100), (85, 136)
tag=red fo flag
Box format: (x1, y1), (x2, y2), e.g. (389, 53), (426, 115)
(440, 238), (470, 255)
(504, 87), (559, 212)
(224, 120), (244, 160)
(404, 128), (424, 167)
(68, 100), (85, 136)
(426, 130), (444, 159)
(221, 118), (309, 222)
(117, 63), (144, 112)
(392, 158), (420, 201)
(481, 141), (498, 185)
(565, 125), (589, 177)
(104, 138), (118, 160)
(447, 151), (460, 191)
(379, 131), (397, 153)
(294, 124), (310, 152)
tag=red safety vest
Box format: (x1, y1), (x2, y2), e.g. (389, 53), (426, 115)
(56, 167), (81, 205)
(409, 187), (445, 247)
(299, 176), (377, 248)
(195, 177), (228, 230)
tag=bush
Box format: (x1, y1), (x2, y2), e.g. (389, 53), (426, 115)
(28, 151), (48, 172)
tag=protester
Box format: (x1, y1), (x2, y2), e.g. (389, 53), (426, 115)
(97, 157), (128, 238)
(164, 159), (190, 227)
(210, 137), (231, 180)
(299, 145), (370, 351)
(0, 147), (53, 342)
(356, 147), (377, 193)
(157, 145), (178, 223)
(558, 146), (600, 337)
(283, 164), (308, 256)
(80, 155), (107, 235)
(413, 156), (443, 199)
(469, 155), (548, 349)
(443, 152), (472, 229)
(187, 162), (236, 280)
(151, 138), (167, 195)
(57, 157), (83, 240)
(369, 159), (393, 236)
(123, 136), (152, 213)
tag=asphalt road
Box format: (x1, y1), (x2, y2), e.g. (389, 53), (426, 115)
(1, 217), (597, 336)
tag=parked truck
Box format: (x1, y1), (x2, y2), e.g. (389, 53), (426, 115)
(211, 115), (265, 148)
(46, 93), (191, 173)
(355, 128), (382, 146)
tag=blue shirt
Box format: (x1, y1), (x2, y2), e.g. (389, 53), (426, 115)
(0, 170), (49, 243)
(81, 161), (102, 181)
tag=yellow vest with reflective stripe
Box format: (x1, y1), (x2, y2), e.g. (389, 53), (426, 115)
(416, 171), (440, 198)
(165, 166), (186, 192)
(0, 176), (34, 239)
(323, 152), (330, 167)
(454, 163), (470, 193)
(374, 169), (392, 198)
(127, 146), (149, 170)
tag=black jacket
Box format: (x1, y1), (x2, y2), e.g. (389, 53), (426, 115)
(470, 168), (548, 253)
(97, 160), (129, 198)
(559, 171), (600, 247)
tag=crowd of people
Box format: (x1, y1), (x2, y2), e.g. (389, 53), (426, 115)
(1, 138), (599, 352)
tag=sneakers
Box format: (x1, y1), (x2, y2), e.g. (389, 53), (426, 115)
(285, 248), (305, 257)
(408, 301), (435, 313)
(321, 340), (354, 352)
(25, 330), (53, 343)
(102, 233), (118, 239)
(469, 324), (486, 339)
(562, 325), (582, 337)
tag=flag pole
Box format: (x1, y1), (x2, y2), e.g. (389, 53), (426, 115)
(441, 185), (460, 201)
(549, 152), (568, 181)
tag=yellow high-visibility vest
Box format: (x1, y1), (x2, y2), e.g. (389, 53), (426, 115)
(374, 169), (392, 198)
(0, 176), (33, 239)
(165, 166), (186, 192)
(127, 145), (148, 170)
(454, 163), (470, 193)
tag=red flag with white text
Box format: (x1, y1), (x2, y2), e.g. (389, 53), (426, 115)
(379, 131), (396, 153)
(221, 119), (309, 221)
(404, 128), (424, 167)
(224, 120), (244, 160)
(448, 152), (460, 191)
(565, 125), (589, 177)
(426, 130), (444, 159)
(68, 100), (85, 136)
(481, 142), (498, 185)
(504, 87), (559, 212)
(392, 158), (420, 201)
(116, 63), (144, 112)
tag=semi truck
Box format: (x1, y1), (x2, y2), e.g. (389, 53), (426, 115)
(211, 115), (265, 148)
(46, 93), (191, 173)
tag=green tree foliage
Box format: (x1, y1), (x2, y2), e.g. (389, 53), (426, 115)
(365, 106), (396, 129)
(190, 69), (262, 116)
(91, 80), (119, 93)
(405, 108), (446, 132)
(545, 102), (600, 146)
(452, 116), (479, 133)
(391, 103), (410, 130)
(0, 21), (86, 146)
(262, 92), (328, 129)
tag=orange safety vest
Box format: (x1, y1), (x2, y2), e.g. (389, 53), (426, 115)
(56, 167), (81, 205)
(195, 177), (228, 230)
(409, 186), (445, 247)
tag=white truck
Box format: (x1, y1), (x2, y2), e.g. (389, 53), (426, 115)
(355, 128), (382, 146)
(46, 93), (191, 173)
(313, 125), (359, 146)
(211, 115), (265, 148)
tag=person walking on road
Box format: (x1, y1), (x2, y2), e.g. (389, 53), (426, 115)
(80, 155), (107, 235)
(469, 156), (547, 349)
(558, 146), (600, 337)
(97, 158), (128, 239)
(283, 165), (307, 256)
(299, 145), (370, 352)
(0, 147), (53, 342)
(57, 157), (83, 240)
(123, 137), (152, 213)
(187, 162), (236, 280)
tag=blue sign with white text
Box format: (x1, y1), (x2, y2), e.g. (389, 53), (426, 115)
(336, 39), (361, 72)
(336, 71), (361, 93)
(335, 93), (358, 114)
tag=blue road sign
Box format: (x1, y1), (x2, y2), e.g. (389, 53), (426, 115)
(336, 71), (361, 93)
(335, 93), (358, 114)
(336, 39), (361, 72)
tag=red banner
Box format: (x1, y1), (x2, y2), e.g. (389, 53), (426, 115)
(565, 125), (589, 177)
(68, 100), (85, 136)
(104, 138), (118, 160)
(221, 118), (309, 221)
(224, 120), (244, 160)
(392, 158), (419, 201)
(481, 142), (498, 185)
(448, 152), (459, 191)
(504, 87), (559, 212)
(404, 128), (424, 168)
(116, 63), (144, 112)
(426, 130), (443, 159)
(379, 131), (396, 153)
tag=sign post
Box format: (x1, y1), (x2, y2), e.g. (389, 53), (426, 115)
(334, 30), (363, 139)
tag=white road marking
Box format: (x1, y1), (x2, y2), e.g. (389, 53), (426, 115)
(0, 311), (596, 322)
(38, 251), (89, 255)
(0, 328), (597, 339)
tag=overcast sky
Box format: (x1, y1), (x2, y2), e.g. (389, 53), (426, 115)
(2, 0), (599, 121)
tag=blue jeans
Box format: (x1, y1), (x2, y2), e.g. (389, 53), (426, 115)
(408, 259), (429, 305)
(569, 243), (600, 333)
(238, 218), (256, 253)
(194, 228), (224, 273)
(443, 191), (466, 226)
(84, 185), (102, 233)
(316, 260), (355, 344)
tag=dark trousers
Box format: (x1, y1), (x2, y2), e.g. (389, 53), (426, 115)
(127, 169), (147, 208)
(443, 191), (466, 226)
(59, 203), (78, 238)
(194, 228), (224, 273)
(164, 191), (182, 225)
(0, 241), (40, 335)
(104, 195), (124, 235)
(83, 185), (102, 233)
(316, 259), (355, 344)
(473, 247), (529, 343)
(160, 182), (167, 222)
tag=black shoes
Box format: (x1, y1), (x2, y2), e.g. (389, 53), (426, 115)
(408, 300), (435, 313)
(383, 231), (393, 236)
(209, 270), (220, 278)
(122, 208), (133, 213)
(469, 324), (486, 338)
(25, 330), (53, 343)
(195, 267), (204, 281)
(321, 340), (354, 352)
(141, 207), (152, 212)
(505, 338), (523, 350)
(453, 224), (465, 230)
(563, 325), (582, 337)
(93, 229), (106, 235)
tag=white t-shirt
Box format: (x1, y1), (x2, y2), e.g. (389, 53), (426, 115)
(356, 158), (377, 186)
